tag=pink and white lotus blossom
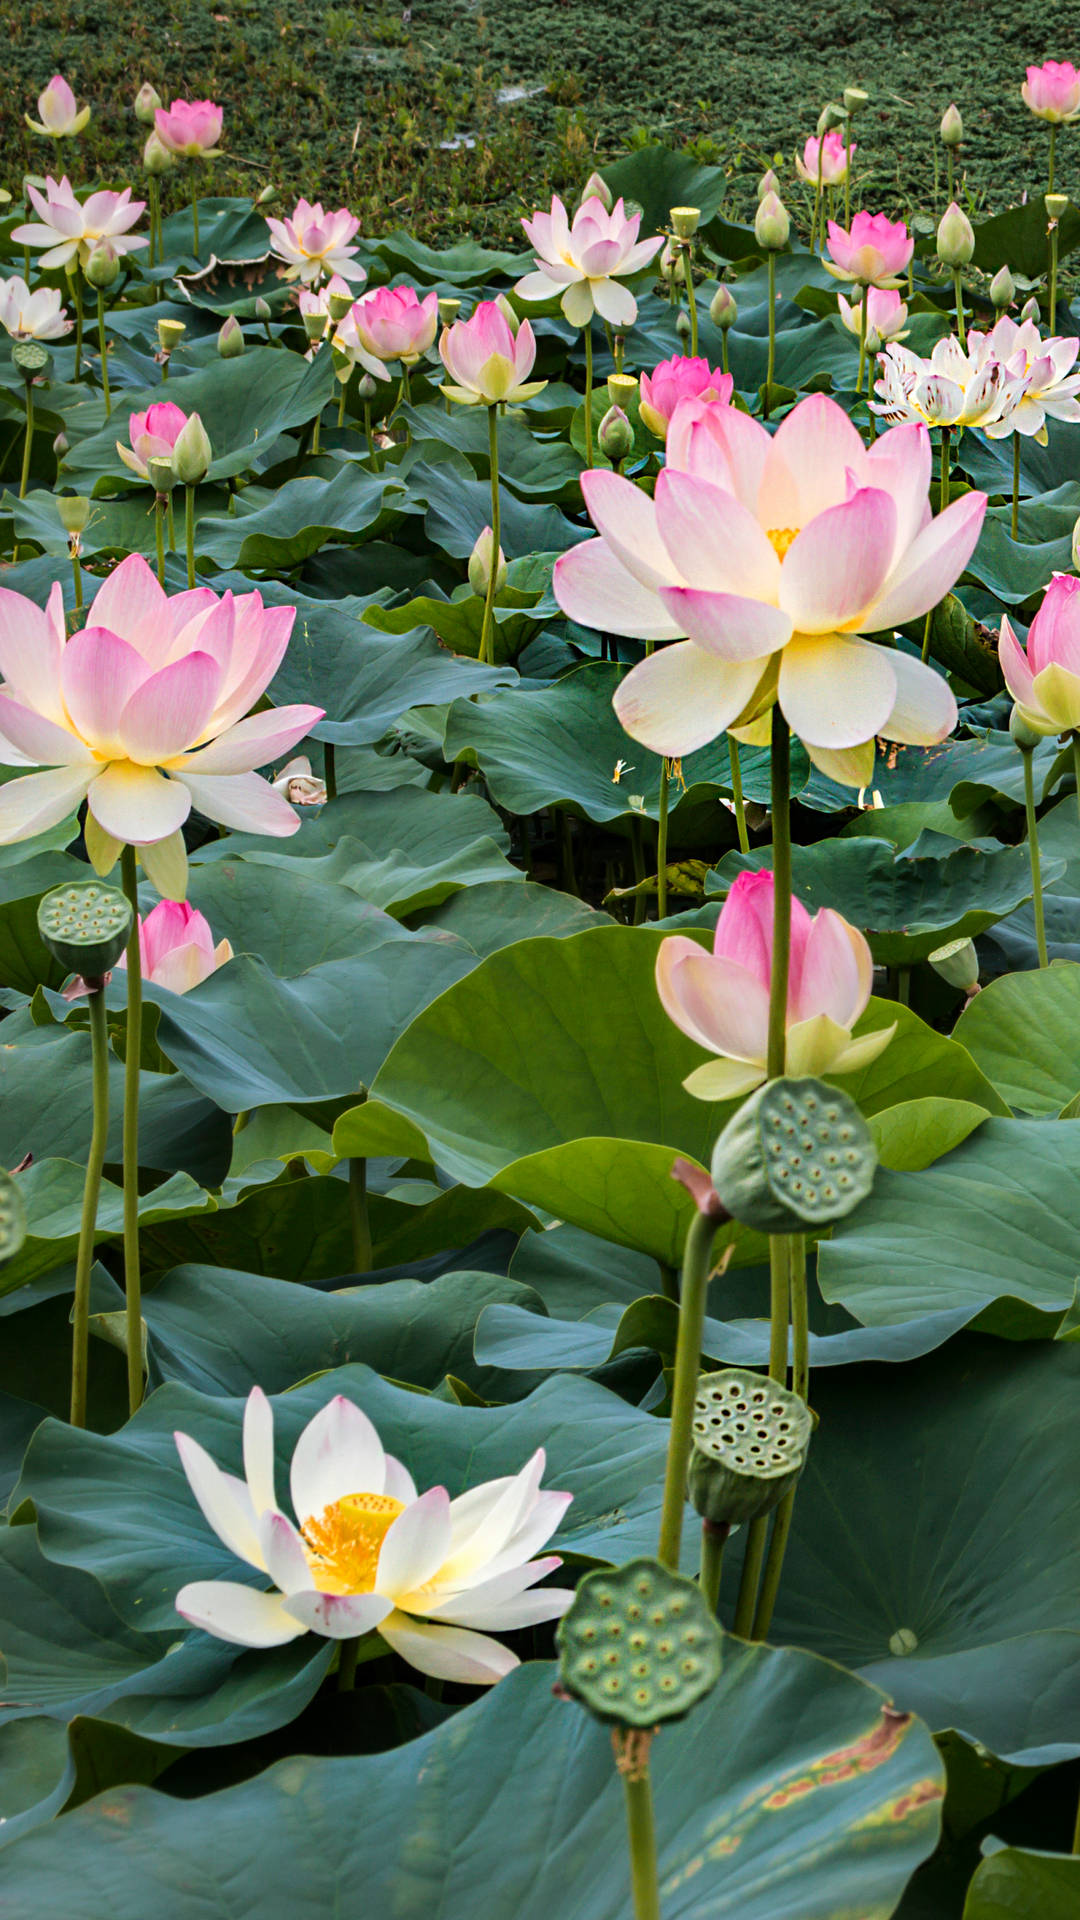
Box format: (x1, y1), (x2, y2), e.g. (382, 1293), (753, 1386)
(0, 553), (322, 852)
(515, 193), (664, 328)
(657, 869), (893, 1100)
(121, 900), (232, 993)
(999, 572), (1080, 735)
(116, 400), (189, 481)
(25, 74), (90, 139)
(0, 276), (71, 341)
(825, 211), (913, 288)
(12, 176), (147, 272)
(174, 1387), (574, 1684)
(333, 285), (439, 381)
(438, 300), (546, 406)
(872, 337), (1022, 432)
(638, 355), (733, 440)
(154, 99), (223, 158)
(795, 130), (854, 187)
(553, 391), (986, 785)
(1022, 61), (1080, 124)
(266, 198), (366, 287)
(837, 287), (908, 353)
(968, 316), (1080, 442)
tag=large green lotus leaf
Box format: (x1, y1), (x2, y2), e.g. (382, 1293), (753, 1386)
(0, 1648), (943, 1918)
(967, 519), (1074, 604)
(970, 193), (1080, 279)
(9, 484), (235, 563)
(601, 143), (730, 232)
(953, 964), (1080, 1114)
(492, 1138), (704, 1266)
(368, 228), (533, 287)
(869, 1098), (988, 1171)
(414, 880), (610, 954)
(0, 1160), (213, 1300)
(195, 466), (406, 569)
(822, 1002), (1007, 1119)
(962, 1845), (1080, 1917)
(946, 731), (1063, 818)
(183, 861), (445, 973)
(400, 404), (583, 503)
(362, 582), (547, 665)
(509, 1220), (659, 1316)
(0, 1716), (74, 1847)
(0, 849), (87, 994)
(0, 1388), (48, 1504)
(820, 1118), (1080, 1325)
(980, 798), (1080, 971)
(407, 455), (586, 558)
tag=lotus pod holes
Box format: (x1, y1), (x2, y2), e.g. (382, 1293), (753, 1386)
(688, 1368), (812, 1526)
(710, 1076), (877, 1234)
(557, 1558), (722, 1728)
(37, 882), (134, 980)
(0, 1170), (27, 1265)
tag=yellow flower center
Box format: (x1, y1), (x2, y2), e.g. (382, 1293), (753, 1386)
(767, 527), (800, 559)
(301, 1491), (405, 1595)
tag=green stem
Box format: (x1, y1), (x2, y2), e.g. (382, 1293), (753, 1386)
(1072, 1777), (1080, 1853)
(812, 150), (824, 253)
(656, 1207), (718, 1571)
(324, 741), (337, 801)
(856, 288), (867, 397)
(167, 496), (175, 551)
(154, 497), (166, 586)
(621, 1763), (660, 1920)
(97, 291), (111, 416)
(18, 376), (34, 500)
(583, 323), (594, 468)
(684, 244), (698, 355)
(732, 1516), (769, 1638)
(337, 1636), (359, 1692)
(700, 1517), (729, 1614)
(767, 1231), (790, 1379)
(764, 251), (776, 415)
(478, 404), (502, 668)
(184, 484), (196, 589)
(1049, 123), (1057, 195)
(751, 1491), (794, 1641)
(789, 1232), (809, 1401)
(630, 815), (647, 926)
(1012, 433), (1021, 541)
(656, 762), (670, 919)
(73, 276), (83, 381)
(1022, 745), (1049, 969)
(70, 985), (110, 1428)
(720, 329), (729, 377)
(149, 178), (159, 267)
(750, 1233), (808, 1640)
(766, 707), (792, 1080)
(72, 552), (83, 612)
(843, 121), (852, 227)
(953, 267), (966, 350)
(1050, 212), (1060, 336)
(728, 736), (750, 853)
(120, 845), (144, 1418)
(348, 1157), (372, 1271)
(311, 389), (322, 457)
(337, 383), (347, 427)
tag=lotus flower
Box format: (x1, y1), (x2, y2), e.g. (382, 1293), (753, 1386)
(438, 300), (546, 406)
(553, 391), (985, 786)
(333, 285), (438, 381)
(122, 901), (233, 993)
(638, 355), (733, 439)
(968, 316), (1080, 443)
(154, 99), (223, 158)
(12, 176), (147, 272)
(837, 287), (908, 353)
(0, 276), (71, 341)
(266, 198), (365, 286)
(174, 1387), (574, 1683)
(0, 554), (322, 852)
(825, 211), (913, 288)
(1022, 61), (1080, 124)
(515, 193), (664, 328)
(1000, 572), (1080, 735)
(795, 131), (854, 187)
(116, 401), (189, 481)
(657, 869), (893, 1099)
(25, 74), (90, 139)
(272, 754), (326, 805)
(872, 337), (1022, 431)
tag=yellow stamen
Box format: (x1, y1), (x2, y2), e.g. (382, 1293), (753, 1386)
(767, 527), (800, 559)
(301, 1491), (404, 1595)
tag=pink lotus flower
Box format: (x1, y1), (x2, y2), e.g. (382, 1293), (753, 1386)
(657, 870), (893, 1100)
(968, 315), (1080, 443)
(438, 301), (546, 406)
(516, 193), (664, 328)
(1000, 573), (1080, 735)
(12, 175), (147, 272)
(553, 391), (986, 786)
(0, 276), (71, 341)
(154, 99), (223, 158)
(825, 211), (913, 288)
(25, 74), (90, 139)
(836, 287), (908, 353)
(333, 285), (438, 381)
(1022, 61), (1080, 124)
(116, 401), (189, 481)
(121, 901), (233, 994)
(0, 554), (322, 857)
(795, 130), (853, 188)
(638, 355), (733, 440)
(266, 198), (365, 287)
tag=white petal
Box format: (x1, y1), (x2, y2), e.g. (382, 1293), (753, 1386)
(383, 1454), (419, 1505)
(282, 1589), (392, 1639)
(553, 540), (682, 641)
(778, 634), (897, 749)
(174, 1431), (265, 1570)
(260, 1510), (314, 1594)
(378, 1610), (519, 1683)
(243, 1386), (278, 1517)
(289, 1395), (387, 1526)
(176, 1579), (309, 1648)
(377, 1487), (452, 1599)
(613, 643), (768, 757)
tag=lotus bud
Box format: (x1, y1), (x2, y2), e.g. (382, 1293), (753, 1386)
(134, 82), (162, 126)
(579, 170), (613, 213)
(468, 525), (507, 598)
(38, 882), (133, 982)
(254, 297), (272, 321)
(142, 129), (174, 175)
(84, 240), (121, 289)
(356, 370), (379, 401)
(1021, 295), (1041, 323)
(990, 265), (1016, 312)
(256, 183), (278, 206)
(928, 936), (979, 995)
(217, 314), (244, 357)
(302, 309), (326, 344)
(1047, 192), (1070, 222)
(710, 282), (737, 329)
(754, 190), (790, 251)
(687, 1369), (813, 1526)
(52, 430), (69, 456)
(936, 201), (975, 268)
(817, 102), (847, 135)
(711, 1077), (877, 1233)
(56, 493), (90, 535)
(670, 204), (700, 239)
(327, 289), (354, 323)
(598, 404), (634, 463)
(659, 238), (682, 285)
(1072, 513), (1080, 574)
(843, 86), (869, 112)
(1009, 706), (1044, 752)
(675, 310), (691, 341)
(940, 103), (963, 147)
(147, 455), (176, 496)
(172, 411), (212, 485)
(606, 371), (639, 411)
(437, 296), (462, 327)
(757, 168), (780, 202)
(157, 317), (186, 354)
(495, 292), (520, 335)
(557, 1560), (721, 1729)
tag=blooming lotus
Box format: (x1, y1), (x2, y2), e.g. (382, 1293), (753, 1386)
(795, 130), (854, 187)
(122, 900), (232, 993)
(0, 276), (71, 341)
(1022, 60), (1080, 124)
(657, 870), (893, 1099)
(825, 211), (913, 288)
(12, 176), (147, 272)
(266, 198), (365, 286)
(516, 193), (664, 328)
(333, 285), (438, 381)
(439, 300), (546, 406)
(837, 287), (908, 353)
(154, 98), (223, 158)
(0, 553), (322, 854)
(553, 391), (986, 785)
(1000, 572), (1080, 735)
(25, 74), (90, 139)
(872, 337), (1021, 431)
(638, 355), (733, 440)
(969, 316), (1080, 443)
(116, 401), (189, 481)
(174, 1387), (574, 1683)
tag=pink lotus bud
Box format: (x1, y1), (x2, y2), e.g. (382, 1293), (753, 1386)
(1000, 573), (1080, 736)
(825, 209), (913, 286)
(936, 201), (974, 267)
(272, 755), (326, 805)
(754, 191), (790, 250)
(495, 292), (521, 336)
(990, 266), (1015, 311)
(579, 171), (613, 213)
(134, 83), (162, 126)
(52, 430), (69, 455)
(709, 283), (737, 329)
(1073, 516), (1080, 574)
(154, 98), (224, 159)
(116, 399), (189, 481)
(218, 315), (244, 358)
(84, 241), (121, 289)
(598, 405), (635, 462)
(172, 411), (212, 485)
(1021, 60), (1080, 125)
(336, 285), (438, 369)
(26, 74), (90, 139)
(638, 354), (733, 439)
(468, 526), (507, 596)
(439, 299), (545, 407)
(836, 286), (908, 352)
(143, 130), (175, 175)
(117, 901), (233, 995)
(796, 130), (854, 187)
(1021, 296), (1041, 323)
(757, 169), (780, 202)
(940, 103), (963, 147)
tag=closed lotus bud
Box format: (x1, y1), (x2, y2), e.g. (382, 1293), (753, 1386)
(659, 238), (683, 285)
(468, 525), (507, 597)
(56, 493), (90, 535)
(495, 292), (520, 336)
(936, 201), (975, 267)
(254, 297), (272, 321)
(84, 240), (121, 289)
(134, 82), (162, 126)
(217, 314), (244, 357)
(928, 936), (979, 995)
(755, 190), (790, 250)
(675, 310), (691, 341)
(757, 168), (780, 202)
(142, 129), (174, 175)
(327, 289), (353, 323)
(990, 265), (1016, 312)
(302, 309), (326, 343)
(710, 282), (737, 329)
(147, 455), (176, 495)
(171, 411), (212, 485)
(670, 204), (700, 239)
(356, 370), (378, 401)
(817, 101), (847, 135)
(843, 86), (869, 112)
(1021, 295), (1041, 323)
(1009, 705), (1044, 752)
(579, 170), (613, 212)
(1046, 192), (1070, 221)
(598, 404), (635, 462)
(157, 317), (186, 353)
(940, 103), (963, 147)
(687, 1369), (813, 1526)
(256, 184), (278, 206)
(437, 297), (462, 327)
(52, 430), (69, 456)
(607, 371), (639, 411)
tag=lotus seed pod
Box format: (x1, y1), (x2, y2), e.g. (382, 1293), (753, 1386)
(143, 129), (174, 175)
(157, 318), (187, 353)
(1020, 295), (1041, 324)
(817, 102), (847, 135)
(936, 201), (975, 268)
(37, 882), (133, 979)
(670, 204), (700, 239)
(755, 191), (790, 251)
(607, 371), (639, 412)
(659, 238), (683, 285)
(580, 170), (613, 213)
(990, 265), (1016, 312)
(710, 283), (737, 330)
(134, 82), (162, 126)
(11, 339), (50, 379)
(843, 86), (869, 112)
(0, 1171), (27, 1267)
(468, 525), (507, 597)
(84, 241), (121, 290)
(940, 103), (963, 147)
(687, 1368), (813, 1526)
(1046, 192), (1070, 220)
(495, 292), (520, 336)
(437, 297), (462, 328)
(598, 404), (635, 463)
(217, 314), (244, 358)
(711, 1076), (877, 1233)
(327, 289), (354, 324)
(56, 493), (90, 535)
(928, 936), (979, 994)
(171, 411), (212, 485)
(302, 309), (326, 344)
(147, 455), (176, 495)
(1009, 706), (1044, 752)
(557, 1558), (722, 1728)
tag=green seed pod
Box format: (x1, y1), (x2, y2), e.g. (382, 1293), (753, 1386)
(0, 1170), (27, 1266)
(328, 289), (354, 324)
(687, 1368), (812, 1525)
(928, 936), (979, 994)
(557, 1558), (721, 1728)
(710, 1076), (877, 1233)
(37, 882), (133, 979)
(11, 339), (50, 379)
(437, 296), (462, 327)
(56, 492), (90, 535)
(670, 204), (700, 239)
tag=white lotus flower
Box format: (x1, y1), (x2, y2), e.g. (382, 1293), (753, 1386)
(969, 315), (1080, 444)
(871, 336), (1022, 431)
(175, 1389), (574, 1684)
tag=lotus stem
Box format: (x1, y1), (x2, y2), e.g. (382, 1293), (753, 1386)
(765, 707), (792, 1080)
(363, 403), (378, 469)
(656, 762), (670, 919)
(96, 291), (111, 417)
(812, 148), (824, 254)
(789, 1230), (809, 1401)
(72, 550), (83, 613)
(946, 147), (955, 208)
(185, 484), (196, 589)
(700, 1517), (729, 1614)
(952, 268), (966, 350)
(1049, 123), (1057, 195)
(478, 404), (502, 668)
(148, 178), (160, 267)
(311, 391), (322, 458)
(856, 288), (868, 396)
(167, 495), (175, 551)
(656, 1206), (718, 1572)
(18, 374), (34, 503)
(73, 276), (83, 381)
(630, 816), (647, 925)
(1012, 434), (1021, 541)
(70, 983), (110, 1428)
(764, 251), (777, 415)
(619, 1746), (660, 1920)
(1073, 733), (1080, 827)
(843, 123), (852, 227)
(120, 845), (144, 1416)
(749, 1233), (809, 1640)
(684, 244), (699, 356)
(732, 1517), (769, 1637)
(337, 1636), (360, 1692)
(337, 384), (347, 427)
(1072, 1780), (1080, 1854)
(728, 736), (750, 852)
(348, 1157), (372, 1272)
(1050, 211), (1060, 335)
(583, 322), (594, 469)
(720, 328), (729, 378)
(1021, 743), (1049, 969)
(154, 496), (167, 586)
